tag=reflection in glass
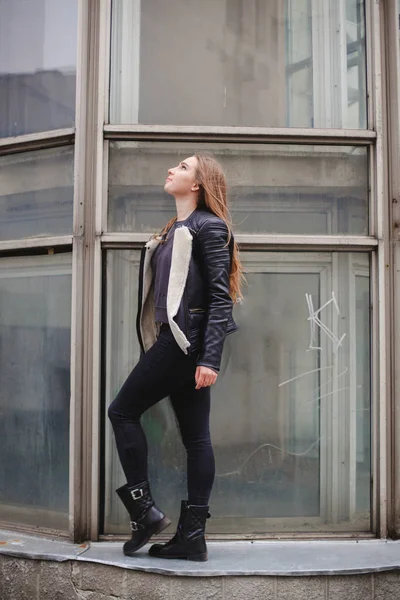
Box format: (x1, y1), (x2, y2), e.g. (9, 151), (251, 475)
(0, 0), (78, 138)
(0, 254), (72, 530)
(286, 0), (313, 127)
(108, 142), (369, 236)
(110, 0), (366, 128)
(103, 250), (371, 534)
(0, 146), (74, 240)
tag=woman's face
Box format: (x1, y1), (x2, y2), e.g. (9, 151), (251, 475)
(164, 155), (199, 198)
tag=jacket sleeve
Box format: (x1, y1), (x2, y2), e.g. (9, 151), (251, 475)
(195, 219), (233, 373)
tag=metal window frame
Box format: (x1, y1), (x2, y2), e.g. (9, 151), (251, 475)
(86, 0), (388, 542)
(369, 0), (390, 540)
(0, 129), (75, 156)
(101, 233), (378, 250)
(69, 0), (89, 543)
(0, 236), (73, 253)
(0, 0), (391, 543)
(104, 124), (376, 145)
(383, 0), (400, 538)
(70, 0), (109, 543)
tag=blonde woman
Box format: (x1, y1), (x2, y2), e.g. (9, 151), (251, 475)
(108, 154), (243, 561)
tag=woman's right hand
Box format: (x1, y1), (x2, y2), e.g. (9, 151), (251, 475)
(195, 366), (218, 389)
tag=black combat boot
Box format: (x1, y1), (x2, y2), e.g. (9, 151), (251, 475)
(116, 481), (171, 556)
(148, 500), (209, 562)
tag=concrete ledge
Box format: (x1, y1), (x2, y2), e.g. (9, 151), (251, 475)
(2, 555), (400, 600)
(83, 539), (400, 577)
(1, 529), (400, 577)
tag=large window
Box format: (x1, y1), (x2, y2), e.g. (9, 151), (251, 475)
(103, 249), (370, 533)
(0, 254), (72, 530)
(104, 0), (374, 534)
(0, 0), (78, 138)
(0, 0), (76, 536)
(108, 142), (369, 235)
(0, 147), (74, 240)
(104, 140), (372, 534)
(1, 0), (393, 543)
(110, 0), (366, 128)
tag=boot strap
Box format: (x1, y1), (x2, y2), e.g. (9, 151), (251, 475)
(130, 520), (145, 532)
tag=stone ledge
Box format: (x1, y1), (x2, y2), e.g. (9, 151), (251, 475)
(1, 529), (400, 577)
(0, 529), (88, 562)
(2, 557), (400, 600)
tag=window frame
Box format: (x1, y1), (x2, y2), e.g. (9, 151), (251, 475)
(0, 0), (393, 543)
(384, 0), (400, 538)
(0, 0), (81, 539)
(91, 0), (389, 542)
(101, 247), (374, 536)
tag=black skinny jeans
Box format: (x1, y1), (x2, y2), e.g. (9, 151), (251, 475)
(108, 325), (215, 506)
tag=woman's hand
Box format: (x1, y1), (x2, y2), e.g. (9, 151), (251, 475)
(195, 366), (218, 389)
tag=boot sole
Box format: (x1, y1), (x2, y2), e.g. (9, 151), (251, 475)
(123, 516), (171, 557)
(150, 551), (208, 562)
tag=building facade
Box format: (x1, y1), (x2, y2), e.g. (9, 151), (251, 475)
(1, 0), (400, 597)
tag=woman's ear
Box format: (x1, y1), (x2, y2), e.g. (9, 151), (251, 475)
(192, 182), (200, 192)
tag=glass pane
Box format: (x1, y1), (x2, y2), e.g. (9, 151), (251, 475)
(0, 146), (74, 240)
(110, 0), (366, 129)
(108, 142), (368, 236)
(0, 254), (72, 530)
(103, 250), (371, 534)
(0, 0), (78, 138)
(355, 272), (370, 513)
(344, 0), (367, 129)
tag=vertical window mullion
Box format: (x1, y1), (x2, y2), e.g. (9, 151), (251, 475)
(368, 0), (389, 538)
(91, 0), (111, 541)
(70, 0), (108, 543)
(384, 0), (400, 538)
(70, 0), (90, 543)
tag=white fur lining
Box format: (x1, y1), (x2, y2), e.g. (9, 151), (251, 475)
(140, 237), (160, 352)
(166, 226), (192, 354)
(139, 228), (193, 354)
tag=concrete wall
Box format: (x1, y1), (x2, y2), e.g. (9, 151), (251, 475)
(1, 555), (399, 600)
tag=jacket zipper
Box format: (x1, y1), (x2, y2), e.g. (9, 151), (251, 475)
(183, 288), (189, 352)
(136, 246), (146, 354)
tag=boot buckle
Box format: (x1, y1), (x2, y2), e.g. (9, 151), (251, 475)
(130, 520), (138, 531)
(130, 488), (144, 500)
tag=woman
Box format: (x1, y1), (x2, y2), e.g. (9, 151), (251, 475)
(108, 153), (242, 562)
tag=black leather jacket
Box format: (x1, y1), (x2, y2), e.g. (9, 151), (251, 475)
(180, 209), (238, 372)
(137, 208), (238, 373)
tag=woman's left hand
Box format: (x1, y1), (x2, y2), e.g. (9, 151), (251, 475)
(195, 366), (218, 389)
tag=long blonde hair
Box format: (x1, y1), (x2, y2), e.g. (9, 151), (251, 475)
(160, 153), (244, 302)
